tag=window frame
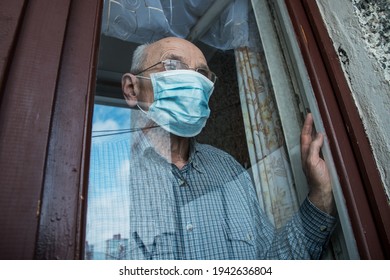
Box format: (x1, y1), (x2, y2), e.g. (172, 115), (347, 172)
(252, 0), (357, 259)
(1, 0), (388, 260)
(283, 0), (390, 259)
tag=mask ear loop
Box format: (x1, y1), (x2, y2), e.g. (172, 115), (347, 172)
(136, 104), (148, 114)
(134, 75), (152, 115)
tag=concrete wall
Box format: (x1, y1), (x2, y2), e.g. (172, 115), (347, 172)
(316, 0), (390, 201)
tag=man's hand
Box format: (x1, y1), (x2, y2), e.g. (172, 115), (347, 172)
(301, 113), (334, 215)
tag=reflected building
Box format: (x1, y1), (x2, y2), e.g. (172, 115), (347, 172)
(105, 234), (129, 260)
(85, 241), (94, 260)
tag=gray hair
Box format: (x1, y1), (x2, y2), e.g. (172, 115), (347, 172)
(130, 43), (150, 74)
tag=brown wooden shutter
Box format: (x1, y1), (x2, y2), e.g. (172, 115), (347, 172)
(0, 0), (102, 259)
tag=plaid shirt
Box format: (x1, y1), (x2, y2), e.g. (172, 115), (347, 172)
(124, 133), (336, 260)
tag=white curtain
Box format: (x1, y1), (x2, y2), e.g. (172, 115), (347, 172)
(102, 0), (249, 50)
(235, 47), (299, 228)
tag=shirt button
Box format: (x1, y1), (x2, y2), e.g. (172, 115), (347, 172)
(186, 223), (194, 232)
(178, 179), (186, 187)
(247, 233), (253, 241)
(319, 225), (327, 232)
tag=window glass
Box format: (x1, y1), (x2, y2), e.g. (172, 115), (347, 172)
(85, 0), (338, 260)
(85, 45), (254, 259)
(86, 104), (131, 259)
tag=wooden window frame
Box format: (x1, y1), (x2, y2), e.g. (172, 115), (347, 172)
(1, 0), (388, 260)
(285, 0), (390, 259)
(0, 0), (102, 259)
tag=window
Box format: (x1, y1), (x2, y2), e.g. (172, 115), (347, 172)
(2, 0), (387, 260)
(84, 0), (351, 260)
(85, 37), (254, 259)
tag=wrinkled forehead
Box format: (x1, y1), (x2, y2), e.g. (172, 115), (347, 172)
(147, 38), (208, 69)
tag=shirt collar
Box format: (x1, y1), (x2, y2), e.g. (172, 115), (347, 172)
(132, 132), (205, 173)
(189, 139), (205, 174)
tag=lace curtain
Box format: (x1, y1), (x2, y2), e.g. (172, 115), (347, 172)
(235, 47), (299, 228)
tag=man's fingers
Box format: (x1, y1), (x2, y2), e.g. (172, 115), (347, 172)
(301, 113), (314, 138)
(308, 132), (324, 163)
(301, 113), (314, 163)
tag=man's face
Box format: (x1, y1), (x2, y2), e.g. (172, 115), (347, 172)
(137, 37), (209, 109)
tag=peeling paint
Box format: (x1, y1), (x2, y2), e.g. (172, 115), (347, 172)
(316, 0), (390, 199)
(352, 0), (390, 82)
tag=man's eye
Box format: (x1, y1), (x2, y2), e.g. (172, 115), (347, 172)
(164, 62), (177, 70)
(163, 60), (189, 71)
(165, 65), (176, 70)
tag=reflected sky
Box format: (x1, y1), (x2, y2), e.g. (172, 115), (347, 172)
(86, 104), (131, 256)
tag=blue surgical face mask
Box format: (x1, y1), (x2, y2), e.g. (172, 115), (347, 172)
(137, 70), (214, 137)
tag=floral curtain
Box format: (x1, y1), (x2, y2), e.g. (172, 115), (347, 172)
(235, 47), (299, 228)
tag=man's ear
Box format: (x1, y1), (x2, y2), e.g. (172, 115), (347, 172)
(122, 73), (138, 107)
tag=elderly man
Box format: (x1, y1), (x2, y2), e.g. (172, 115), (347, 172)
(120, 37), (336, 259)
